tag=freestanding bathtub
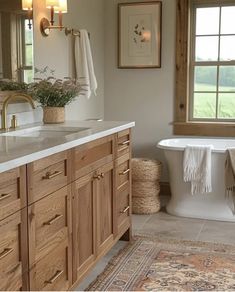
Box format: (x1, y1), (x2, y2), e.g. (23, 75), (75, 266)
(158, 138), (235, 222)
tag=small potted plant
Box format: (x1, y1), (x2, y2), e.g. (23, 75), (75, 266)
(28, 76), (82, 124)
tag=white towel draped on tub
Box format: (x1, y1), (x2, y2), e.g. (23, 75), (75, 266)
(75, 29), (97, 99)
(183, 145), (213, 195)
(225, 149), (235, 214)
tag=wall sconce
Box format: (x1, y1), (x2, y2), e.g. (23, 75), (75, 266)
(40, 0), (68, 37)
(22, 0), (33, 29)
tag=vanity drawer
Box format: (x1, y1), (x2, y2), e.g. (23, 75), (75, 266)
(73, 135), (114, 179)
(29, 240), (71, 291)
(117, 129), (131, 158)
(116, 186), (131, 235)
(28, 185), (72, 266)
(0, 209), (28, 291)
(0, 167), (26, 221)
(116, 154), (131, 190)
(27, 151), (71, 204)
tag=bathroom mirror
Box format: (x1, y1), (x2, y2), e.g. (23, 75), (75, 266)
(0, 0), (34, 84)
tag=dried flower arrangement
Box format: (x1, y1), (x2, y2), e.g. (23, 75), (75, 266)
(27, 67), (83, 108)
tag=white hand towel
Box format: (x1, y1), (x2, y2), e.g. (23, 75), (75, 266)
(75, 29), (97, 98)
(183, 145), (212, 195)
(225, 148), (235, 214)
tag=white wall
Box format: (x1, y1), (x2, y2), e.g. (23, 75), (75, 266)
(104, 0), (176, 180)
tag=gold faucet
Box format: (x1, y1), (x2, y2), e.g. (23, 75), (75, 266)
(1, 93), (35, 130)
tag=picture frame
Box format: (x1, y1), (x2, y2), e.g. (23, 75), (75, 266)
(118, 1), (162, 69)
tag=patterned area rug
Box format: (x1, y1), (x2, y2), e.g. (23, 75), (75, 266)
(87, 236), (235, 291)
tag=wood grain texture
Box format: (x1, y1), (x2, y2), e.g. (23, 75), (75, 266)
(73, 135), (114, 180)
(0, 209), (28, 291)
(174, 121), (235, 136)
(96, 162), (115, 255)
(0, 166), (26, 221)
(175, 0), (189, 123)
(28, 185), (72, 267)
(29, 240), (71, 291)
(72, 172), (97, 283)
(27, 151), (71, 204)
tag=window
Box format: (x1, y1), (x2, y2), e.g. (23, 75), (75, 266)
(20, 17), (34, 83)
(190, 3), (235, 121)
(174, 0), (235, 136)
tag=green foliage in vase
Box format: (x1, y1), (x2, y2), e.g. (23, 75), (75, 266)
(0, 79), (28, 91)
(27, 77), (83, 107)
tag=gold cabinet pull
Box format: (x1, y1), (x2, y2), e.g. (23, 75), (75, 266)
(100, 173), (105, 178)
(45, 270), (64, 284)
(43, 214), (63, 226)
(120, 206), (130, 214)
(42, 171), (62, 180)
(119, 169), (130, 176)
(0, 193), (11, 201)
(93, 174), (101, 180)
(0, 248), (13, 260)
(118, 140), (130, 146)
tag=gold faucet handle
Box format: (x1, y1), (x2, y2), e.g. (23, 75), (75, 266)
(10, 115), (17, 129)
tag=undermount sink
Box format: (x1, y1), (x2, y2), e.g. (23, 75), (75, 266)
(0, 126), (90, 138)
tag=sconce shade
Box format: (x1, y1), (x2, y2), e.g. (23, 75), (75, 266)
(54, 0), (68, 13)
(22, 0), (33, 10)
(46, 0), (59, 8)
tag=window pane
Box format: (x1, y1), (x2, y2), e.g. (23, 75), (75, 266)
(218, 93), (235, 118)
(195, 37), (218, 61)
(196, 7), (220, 35)
(219, 66), (235, 91)
(220, 36), (235, 61)
(193, 93), (216, 118)
(194, 66), (217, 91)
(25, 45), (33, 66)
(24, 70), (33, 83)
(221, 6), (235, 34)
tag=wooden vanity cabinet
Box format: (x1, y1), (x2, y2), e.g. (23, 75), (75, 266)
(0, 128), (132, 291)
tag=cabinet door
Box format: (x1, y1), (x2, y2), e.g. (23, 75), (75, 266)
(96, 161), (115, 256)
(0, 209), (28, 291)
(72, 172), (97, 283)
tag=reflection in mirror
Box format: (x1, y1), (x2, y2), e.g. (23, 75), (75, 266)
(0, 0), (34, 83)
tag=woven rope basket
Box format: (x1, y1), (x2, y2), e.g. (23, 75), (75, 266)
(133, 195), (161, 214)
(133, 181), (160, 198)
(132, 158), (162, 181)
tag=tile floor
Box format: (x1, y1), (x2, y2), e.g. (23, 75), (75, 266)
(76, 201), (235, 291)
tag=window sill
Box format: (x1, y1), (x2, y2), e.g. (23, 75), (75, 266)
(173, 122), (235, 137)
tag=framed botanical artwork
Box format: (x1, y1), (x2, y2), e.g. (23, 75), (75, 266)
(118, 1), (162, 69)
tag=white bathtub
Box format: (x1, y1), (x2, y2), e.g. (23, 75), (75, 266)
(158, 138), (235, 222)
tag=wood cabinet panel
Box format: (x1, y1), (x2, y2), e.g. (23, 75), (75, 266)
(116, 153), (130, 190)
(116, 186), (131, 236)
(72, 172), (97, 282)
(27, 151), (71, 204)
(28, 185), (72, 266)
(116, 129), (131, 158)
(96, 162), (115, 255)
(0, 166), (26, 221)
(0, 209), (28, 291)
(29, 240), (71, 291)
(73, 135), (114, 179)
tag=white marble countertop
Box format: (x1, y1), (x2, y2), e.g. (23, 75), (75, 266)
(0, 120), (135, 173)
